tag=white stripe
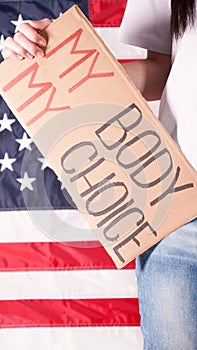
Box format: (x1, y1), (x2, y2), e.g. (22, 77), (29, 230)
(0, 210), (97, 242)
(96, 27), (146, 59)
(0, 270), (137, 300)
(0, 327), (143, 350)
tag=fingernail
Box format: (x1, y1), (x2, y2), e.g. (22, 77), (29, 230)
(16, 54), (24, 60)
(36, 50), (45, 58)
(26, 52), (33, 59)
(39, 38), (46, 46)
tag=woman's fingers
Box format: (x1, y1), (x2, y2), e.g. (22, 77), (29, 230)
(14, 31), (44, 57)
(19, 19), (51, 46)
(1, 47), (24, 60)
(2, 18), (51, 60)
(18, 23), (46, 48)
(2, 37), (33, 59)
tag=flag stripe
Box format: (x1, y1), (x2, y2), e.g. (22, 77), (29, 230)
(88, 0), (127, 27)
(0, 242), (135, 271)
(0, 210), (96, 243)
(0, 270), (138, 300)
(0, 298), (140, 328)
(0, 327), (143, 350)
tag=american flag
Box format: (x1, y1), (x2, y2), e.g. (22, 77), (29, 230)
(0, 1), (145, 348)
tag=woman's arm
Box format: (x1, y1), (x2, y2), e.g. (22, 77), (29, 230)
(122, 51), (171, 101)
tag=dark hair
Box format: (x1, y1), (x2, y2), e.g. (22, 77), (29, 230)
(171, 0), (196, 38)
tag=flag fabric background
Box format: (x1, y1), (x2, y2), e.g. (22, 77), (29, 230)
(0, 1), (145, 349)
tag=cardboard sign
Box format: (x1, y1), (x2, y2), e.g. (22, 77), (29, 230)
(0, 5), (197, 268)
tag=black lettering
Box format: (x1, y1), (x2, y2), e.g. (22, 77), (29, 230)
(70, 158), (105, 183)
(113, 221), (157, 263)
(97, 198), (134, 228)
(150, 166), (194, 206)
(61, 141), (98, 174)
(95, 104), (142, 150)
(86, 182), (128, 216)
(117, 130), (161, 169)
(103, 206), (144, 242)
(80, 172), (116, 198)
(130, 148), (173, 188)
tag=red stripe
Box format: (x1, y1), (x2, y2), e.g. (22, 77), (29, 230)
(0, 298), (140, 328)
(88, 0), (127, 27)
(118, 59), (144, 63)
(0, 241), (135, 271)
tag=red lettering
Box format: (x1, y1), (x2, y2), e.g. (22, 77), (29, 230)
(2, 62), (69, 126)
(68, 51), (114, 93)
(56, 28), (114, 85)
(46, 27), (114, 91)
(46, 28), (84, 59)
(47, 28), (97, 73)
(26, 86), (70, 126)
(3, 62), (52, 111)
(2, 28), (114, 126)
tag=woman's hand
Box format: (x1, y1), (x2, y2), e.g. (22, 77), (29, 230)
(1, 18), (51, 60)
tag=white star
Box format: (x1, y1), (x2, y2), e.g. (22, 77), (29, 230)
(16, 132), (32, 151)
(0, 152), (16, 172)
(0, 34), (5, 50)
(38, 157), (50, 171)
(11, 14), (29, 33)
(0, 113), (15, 132)
(17, 172), (36, 191)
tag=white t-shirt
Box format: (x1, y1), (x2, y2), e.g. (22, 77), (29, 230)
(120, 0), (197, 170)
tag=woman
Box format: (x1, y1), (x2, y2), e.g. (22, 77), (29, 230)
(2, 1), (197, 349)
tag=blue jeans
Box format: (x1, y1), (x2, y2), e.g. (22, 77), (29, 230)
(136, 218), (197, 350)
